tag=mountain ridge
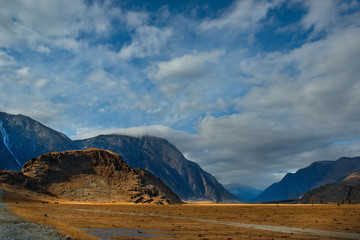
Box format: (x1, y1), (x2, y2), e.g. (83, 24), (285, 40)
(0, 112), (76, 170)
(75, 134), (237, 201)
(299, 169), (360, 204)
(252, 156), (360, 202)
(0, 111), (238, 202)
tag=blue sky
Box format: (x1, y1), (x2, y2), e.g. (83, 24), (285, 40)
(1, 0), (360, 189)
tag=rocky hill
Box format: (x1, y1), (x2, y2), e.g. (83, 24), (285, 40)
(299, 170), (360, 204)
(75, 135), (238, 202)
(252, 157), (360, 202)
(0, 148), (182, 204)
(0, 111), (237, 202)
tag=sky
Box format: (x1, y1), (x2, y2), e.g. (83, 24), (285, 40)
(1, 0), (360, 189)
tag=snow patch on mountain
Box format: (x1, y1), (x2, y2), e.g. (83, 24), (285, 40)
(0, 121), (21, 168)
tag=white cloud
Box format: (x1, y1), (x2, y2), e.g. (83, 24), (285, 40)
(147, 50), (224, 97)
(16, 67), (31, 77)
(0, 0), (121, 52)
(125, 11), (149, 29)
(200, 0), (277, 32)
(118, 26), (173, 59)
(72, 124), (191, 142)
(0, 0), (84, 48)
(0, 50), (15, 67)
(301, 0), (337, 33)
(34, 78), (48, 89)
(300, 0), (360, 36)
(152, 50), (223, 81)
(86, 69), (125, 91)
(35, 45), (51, 54)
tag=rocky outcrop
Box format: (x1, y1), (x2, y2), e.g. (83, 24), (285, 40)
(252, 157), (360, 202)
(1, 149), (182, 204)
(76, 135), (238, 202)
(299, 170), (360, 204)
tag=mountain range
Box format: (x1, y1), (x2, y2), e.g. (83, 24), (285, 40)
(0, 112), (237, 202)
(252, 157), (360, 202)
(224, 184), (262, 202)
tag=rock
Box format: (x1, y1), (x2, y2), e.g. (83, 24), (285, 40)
(2, 149), (182, 204)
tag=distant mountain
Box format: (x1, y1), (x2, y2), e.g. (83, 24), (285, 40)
(299, 170), (360, 204)
(0, 112), (238, 202)
(0, 112), (76, 170)
(224, 184), (262, 202)
(75, 135), (238, 202)
(1, 149), (182, 204)
(252, 157), (360, 202)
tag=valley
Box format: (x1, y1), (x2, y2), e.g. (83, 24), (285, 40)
(2, 185), (360, 240)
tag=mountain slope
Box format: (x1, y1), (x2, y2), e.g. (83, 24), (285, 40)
(75, 135), (238, 202)
(252, 157), (360, 202)
(224, 184), (262, 203)
(0, 149), (182, 204)
(299, 170), (360, 204)
(0, 112), (237, 202)
(0, 112), (77, 170)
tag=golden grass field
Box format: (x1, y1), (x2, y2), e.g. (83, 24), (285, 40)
(3, 185), (360, 240)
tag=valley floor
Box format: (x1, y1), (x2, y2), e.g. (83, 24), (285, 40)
(2, 186), (360, 240)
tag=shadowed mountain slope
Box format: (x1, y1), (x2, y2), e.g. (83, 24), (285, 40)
(0, 112), (76, 170)
(252, 157), (360, 202)
(299, 170), (360, 204)
(1, 149), (182, 204)
(0, 112), (237, 202)
(75, 135), (238, 202)
(224, 184), (262, 203)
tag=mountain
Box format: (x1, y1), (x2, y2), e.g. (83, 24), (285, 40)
(75, 135), (238, 202)
(252, 157), (360, 202)
(224, 184), (262, 202)
(0, 112), (238, 202)
(0, 149), (182, 204)
(299, 170), (360, 204)
(0, 112), (76, 170)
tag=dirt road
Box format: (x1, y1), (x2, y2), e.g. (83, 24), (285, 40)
(0, 188), (65, 240)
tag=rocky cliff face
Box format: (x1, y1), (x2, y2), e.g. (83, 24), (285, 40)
(75, 135), (238, 202)
(0, 112), (237, 202)
(0, 112), (76, 170)
(1, 148), (182, 204)
(252, 157), (360, 202)
(299, 170), (360, 204)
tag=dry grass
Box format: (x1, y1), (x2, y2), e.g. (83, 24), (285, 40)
(9, 206), (100, 240)
(3, 185), (360, 240)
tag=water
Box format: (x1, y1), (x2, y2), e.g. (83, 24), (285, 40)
(79, 227), (175, 239)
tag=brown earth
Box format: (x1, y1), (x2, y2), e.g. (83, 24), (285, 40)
(2, 186), (360, 240)
(0, 148), (182, 205)
(342, 170), (360, 187)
